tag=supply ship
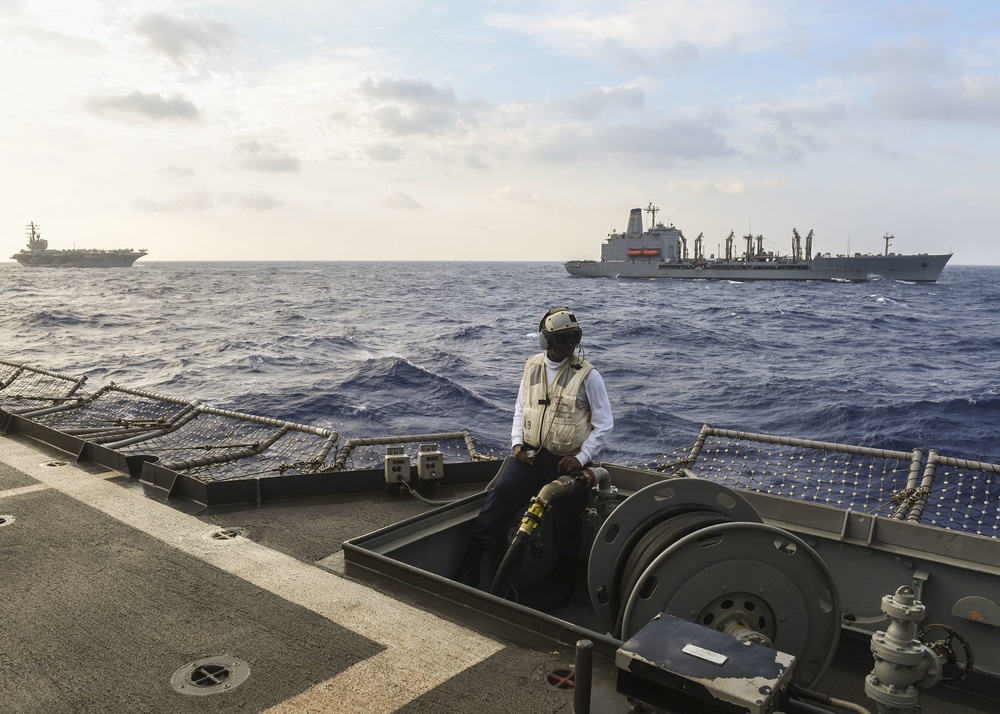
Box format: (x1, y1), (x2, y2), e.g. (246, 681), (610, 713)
(565, 204), (952, 282)
(2, 358), (998, 713)
(11, 222), (147, 268)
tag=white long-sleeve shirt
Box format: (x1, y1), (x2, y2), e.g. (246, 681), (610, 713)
(511, 353), (613, 465)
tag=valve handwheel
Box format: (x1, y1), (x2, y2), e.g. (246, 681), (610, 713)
(918, 623), (974, 683)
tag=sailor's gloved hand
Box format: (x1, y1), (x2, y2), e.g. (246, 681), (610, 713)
(557, 455), (582, 473)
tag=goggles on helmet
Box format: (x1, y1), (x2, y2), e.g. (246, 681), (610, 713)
(546, 328), (582, 348)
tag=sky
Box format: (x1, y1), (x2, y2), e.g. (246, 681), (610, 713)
(2, 1), (999, 263)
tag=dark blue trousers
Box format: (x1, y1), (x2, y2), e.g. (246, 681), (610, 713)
(471, 449), (590, 558)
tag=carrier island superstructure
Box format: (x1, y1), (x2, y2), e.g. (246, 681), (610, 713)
(565, 204), (952, 282)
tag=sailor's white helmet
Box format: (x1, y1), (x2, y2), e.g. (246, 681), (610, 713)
(538, 307), (582, 348)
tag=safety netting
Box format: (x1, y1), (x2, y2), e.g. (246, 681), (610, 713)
(0, 359), (87, 414)
(0, 361), (501, 484)
(651, 425), (1000, 538)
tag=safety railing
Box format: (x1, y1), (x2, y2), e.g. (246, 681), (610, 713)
(331, 431), (504, 472)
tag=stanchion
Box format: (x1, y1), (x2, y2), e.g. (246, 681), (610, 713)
(574, 638), (593, 714)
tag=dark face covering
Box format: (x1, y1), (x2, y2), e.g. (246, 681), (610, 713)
(545, 329), (581, 361)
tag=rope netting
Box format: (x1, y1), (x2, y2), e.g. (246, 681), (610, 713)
(4, 362), (996, 532)
(134, 411), (339, 482)
(915, 453), (1000, 539)
(0, 362), (501, 483)
(22, 384), (194, 435)
(648, 425), (1000, 538)
(0, 359), (87, 414)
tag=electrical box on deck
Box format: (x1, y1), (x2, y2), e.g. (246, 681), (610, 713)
(417, 443), (443, 483)
(385, 446), (410, 487)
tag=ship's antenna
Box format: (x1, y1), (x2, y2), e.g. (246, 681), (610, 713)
(645, 201), (659, 227)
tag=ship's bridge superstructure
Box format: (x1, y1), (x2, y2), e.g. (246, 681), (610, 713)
(601, 205), (685, 263)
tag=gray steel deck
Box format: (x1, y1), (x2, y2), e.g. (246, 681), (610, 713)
(2, 433), (997, 713)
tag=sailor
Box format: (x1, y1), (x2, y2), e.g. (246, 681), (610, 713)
(456, 306), (613, 608)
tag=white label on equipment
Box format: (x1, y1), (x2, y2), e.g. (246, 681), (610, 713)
(682, 643), (728, 666)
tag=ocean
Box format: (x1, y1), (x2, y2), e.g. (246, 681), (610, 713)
(2, 261), (999, 467)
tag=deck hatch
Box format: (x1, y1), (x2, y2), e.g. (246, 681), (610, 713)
(170, 656), (250, 696)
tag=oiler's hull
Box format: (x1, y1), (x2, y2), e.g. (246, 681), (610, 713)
(566, 252), (952, 281)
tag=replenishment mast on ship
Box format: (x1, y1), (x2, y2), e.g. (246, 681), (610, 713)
(565, 203), (951, 282)
(11, 222), (147, 268)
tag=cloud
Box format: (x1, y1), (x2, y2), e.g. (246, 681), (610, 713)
(749, 107), (841, 162)
(379, 191), (422, 210)
(234, 141), (301, 173)
(224, 192), (284, 210)
(534, 110), (734, 166)
(464, 154), (491, 170)
(160, 165), (195, 178)
(755, 102), (849, 130)
(10, 24), (103, 55)
(133, 13), (241, 63)
(494, 186), (550, 207)
(84, 91), (200, 123)
(133, 191), (284, 212)
(365, 143), (405, 161)
(849, 37), (1000, 127)
(360, 77), (456, 106)
(752, 133), (823, 162)
(359, 76), (467, 136)
(853, 36), (951, 78)
(131, 191), (212, 212)
(665, 177), (760, 196)
(873, 74), (1000, 126)
(486, 1), (801, 67)
(549, 86), (645, 119)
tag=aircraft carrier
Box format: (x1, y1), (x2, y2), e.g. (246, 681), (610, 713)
(565, 204), (952, 282)
(11, 222), (147, 268)
(2, 359), (997, 713)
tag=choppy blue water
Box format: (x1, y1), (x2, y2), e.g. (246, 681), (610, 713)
(1, 261), (998, 466)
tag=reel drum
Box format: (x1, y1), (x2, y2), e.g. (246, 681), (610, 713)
(589, 478), (841, 689)
(620, 521), (841, 688)
(588, 478), (762, 632)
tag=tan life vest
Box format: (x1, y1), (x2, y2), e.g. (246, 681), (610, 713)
(520, 353), (594, 456)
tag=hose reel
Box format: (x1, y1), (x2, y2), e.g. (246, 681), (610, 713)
(589, 478), (842, 688)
